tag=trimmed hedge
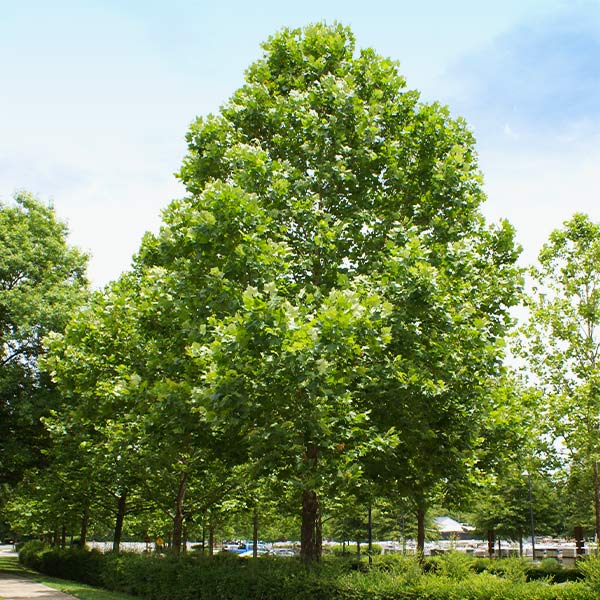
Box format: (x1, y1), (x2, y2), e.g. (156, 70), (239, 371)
(18, 542), (600, 600)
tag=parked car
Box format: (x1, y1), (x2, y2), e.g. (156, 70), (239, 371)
(271, 548), (296, 557)
(233, 542), (270, 556)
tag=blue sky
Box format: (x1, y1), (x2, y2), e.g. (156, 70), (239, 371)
(2, 0), (599, 286)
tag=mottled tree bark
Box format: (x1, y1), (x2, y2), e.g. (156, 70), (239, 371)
(301, 490), (320, 562)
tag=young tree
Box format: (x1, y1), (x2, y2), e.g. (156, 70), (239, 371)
(45, 275), (156, 551)
(467, 375), (562, 552)
(524, 213), (600, 542)
(46, 271), (238, 554)
(141, 23), (521, 561)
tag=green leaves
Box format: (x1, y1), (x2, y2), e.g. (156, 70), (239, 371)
(33, 24), (523, 555)
(522, 213), (600, 539)
(0, 192), (88, 485)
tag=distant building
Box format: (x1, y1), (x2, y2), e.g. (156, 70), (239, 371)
(434, 516), (476, 540)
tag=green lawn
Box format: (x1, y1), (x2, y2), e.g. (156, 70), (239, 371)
(0, 556), (136, 600)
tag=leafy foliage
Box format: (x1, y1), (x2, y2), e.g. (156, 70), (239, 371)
(523, 213), (600, 539)
(36, 23), (522, 559)
(0, 192), (88, 486)
(18, 542), (597, 600)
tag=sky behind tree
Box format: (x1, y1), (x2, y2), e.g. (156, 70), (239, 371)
(2, 0), (599, 286)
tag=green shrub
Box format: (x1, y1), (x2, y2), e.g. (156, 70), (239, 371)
(19, 539), (48, 571)
(16, 543), (600, 600)
(501, 557), (529, 584)
(433, 550), (474, 581)
(373, 553), (422, 578)
(578, 553), (600, 590)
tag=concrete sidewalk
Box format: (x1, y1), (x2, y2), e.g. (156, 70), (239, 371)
(0, 546), (74, 600)
(0, 572), (75, 600)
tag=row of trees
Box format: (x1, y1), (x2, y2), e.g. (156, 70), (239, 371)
(2, 24), (600, 561)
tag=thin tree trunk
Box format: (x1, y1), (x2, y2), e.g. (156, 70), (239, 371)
(182, 524), (188, 555)
(172, 472), (188, 555)
(594, 460), (600, 547)
(316, 504), (322, 562)
(416, 506), (425, 561)
(253, 506), (259, 559)
(300, 443), (320, 562)
(113, 493), (127, 553)
(61, 524), (67, 548)
(368, 504), (373, 566)
(487, 529), (495, 558)
(208, 523), (215, 557)
(80, 505), (90, 546)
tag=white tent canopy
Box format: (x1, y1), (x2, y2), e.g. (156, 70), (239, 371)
(434, 516), (475, 534)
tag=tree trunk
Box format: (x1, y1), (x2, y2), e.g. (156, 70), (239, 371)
(487, 529), (495, 558)
(253, 506), (259, 559)
(316, 504), (322, 561)
(61, 524), (67, 548)
(594, 460), (600, 546)
(519, 536), (523, 557)
(301, 490), (320, 562)
(208, 523), (215, 557)
(80, 505), (90, 546)
(300, 442), (320, 563)
(401, 513), (406, 554)
(367, 503), (373, 566)
(113, 493), (127, 553)
(182, 524), (188, 555)
(172, 472), (188, 555)
(416, 506), (425, 561)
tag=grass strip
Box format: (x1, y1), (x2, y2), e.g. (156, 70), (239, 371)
(0, 556), (136, 600)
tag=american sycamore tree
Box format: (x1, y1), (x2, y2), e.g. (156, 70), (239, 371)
(0, 192), (88, 487)
(468, 375), (560, 552)
(45, 275), (154, 552)
(46, 271), (240, 554)
(524, 213), (600, 542)
(135, 23), (522, 561)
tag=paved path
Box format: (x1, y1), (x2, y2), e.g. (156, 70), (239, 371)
(0, 573), (75, 600)
(0, 546), (74, 600)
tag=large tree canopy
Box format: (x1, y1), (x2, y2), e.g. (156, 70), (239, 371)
(38, 23), (522, 560)
(0, 192), (88, 485)
(134, 23), (522, 560)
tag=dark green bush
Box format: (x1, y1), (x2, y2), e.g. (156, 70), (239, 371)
(18, 539), (48, 571)
(19, 541), (105, 586)
(16, 542), (599, 600)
